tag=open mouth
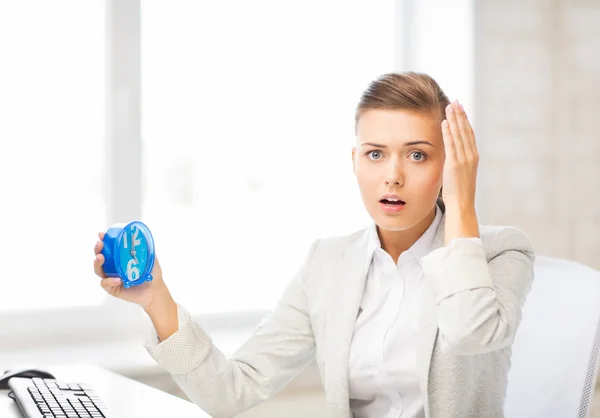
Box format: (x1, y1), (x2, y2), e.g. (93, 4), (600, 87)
(379, 198), (406, 205)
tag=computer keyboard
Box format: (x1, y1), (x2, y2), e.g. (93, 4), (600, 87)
(9, 377), (108, 418)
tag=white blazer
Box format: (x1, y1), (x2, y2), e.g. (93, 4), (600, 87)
(145, 212), (535, 418)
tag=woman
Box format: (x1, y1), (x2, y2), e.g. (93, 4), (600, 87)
(93, 72), (535, 418)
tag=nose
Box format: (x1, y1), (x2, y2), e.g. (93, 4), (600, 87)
(384, 158), (404, 186)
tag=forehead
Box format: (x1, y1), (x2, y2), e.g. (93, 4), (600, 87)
(356, 108), (442, 146)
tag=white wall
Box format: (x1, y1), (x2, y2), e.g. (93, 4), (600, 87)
(474, 0), (600, 270)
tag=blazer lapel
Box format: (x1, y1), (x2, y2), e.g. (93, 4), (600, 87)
(417, 212), (446, 417)
(323, 229), (370, 417)
(322, 212), (446, 418)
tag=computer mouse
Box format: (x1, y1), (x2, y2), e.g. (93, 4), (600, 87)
(0, 368), (56, 390)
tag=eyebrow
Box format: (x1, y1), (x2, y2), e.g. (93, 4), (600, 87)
(360, 141), (434, 148)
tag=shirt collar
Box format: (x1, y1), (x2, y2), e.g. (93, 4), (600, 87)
(365, 204), (443, 267)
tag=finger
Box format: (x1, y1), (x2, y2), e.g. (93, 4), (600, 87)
(100, 277), (122, 292)
(446, 102), (466, 161)
(441, 119), (456, 163)
(94, 254), (107, 279)
(457, 103), (475, 140)
(98, 231), (105, 240)
(455, 103), (478, 158)
(94, 240), (104, 255)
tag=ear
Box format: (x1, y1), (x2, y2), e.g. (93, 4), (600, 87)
(351, 147), (357, 174)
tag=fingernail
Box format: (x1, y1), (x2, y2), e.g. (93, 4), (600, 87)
(112, 278), (121, 285)
(94, 243), (98, 250)
(95, 255), (101, 261)
(447, 104), (453, 113)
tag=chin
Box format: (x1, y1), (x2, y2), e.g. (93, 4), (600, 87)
(370, 203), (433, 232)
(372, 214), (415, 232)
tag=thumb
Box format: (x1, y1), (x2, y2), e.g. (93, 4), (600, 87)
(100, 277), (122, 292)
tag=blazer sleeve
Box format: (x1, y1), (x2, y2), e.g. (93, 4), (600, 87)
(143, 239), (321, 418)
(421, 226), (535, 356)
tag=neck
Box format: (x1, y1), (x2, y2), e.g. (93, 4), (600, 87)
(376, 206), (437, 263)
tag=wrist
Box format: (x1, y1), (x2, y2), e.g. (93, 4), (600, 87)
(143, 284), (176, 316)
(143, 286), (179, 342)
(442, 197), (475, 213)
(444, 203), (480, 244)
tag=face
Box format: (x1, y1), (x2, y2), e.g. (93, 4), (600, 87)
(352, 108), (445, 232)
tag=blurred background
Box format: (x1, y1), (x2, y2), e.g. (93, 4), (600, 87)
(0, 0), (598, 417)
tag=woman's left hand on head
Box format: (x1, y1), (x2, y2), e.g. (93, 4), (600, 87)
(441, 100), (479, 212)
(441, 100), (480, 243)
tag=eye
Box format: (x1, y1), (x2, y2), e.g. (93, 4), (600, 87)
(410, 151), (427, 162)
(367, 150), (383, 160)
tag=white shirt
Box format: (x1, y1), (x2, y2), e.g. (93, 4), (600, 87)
(348, 206), (442, 418)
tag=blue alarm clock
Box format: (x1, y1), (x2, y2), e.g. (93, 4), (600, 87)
(101, 221), (156, 289)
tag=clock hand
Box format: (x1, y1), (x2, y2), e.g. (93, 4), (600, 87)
(130, 229), (138, 264)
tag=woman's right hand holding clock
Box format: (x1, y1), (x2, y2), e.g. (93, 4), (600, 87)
(93, 232), (179, 341)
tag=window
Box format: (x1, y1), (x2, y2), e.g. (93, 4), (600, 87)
(0, 0), (474, 347)
(141, 1), (395, 314)
(407, 0), (475, 121)
(0, 1), (106, 312)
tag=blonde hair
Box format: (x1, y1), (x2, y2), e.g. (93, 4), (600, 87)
(355, 71), (450, 211)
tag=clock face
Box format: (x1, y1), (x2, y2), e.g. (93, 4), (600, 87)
(118, 223), (151, 283)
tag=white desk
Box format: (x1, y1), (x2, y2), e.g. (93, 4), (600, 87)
(0, 364), (209, 418)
